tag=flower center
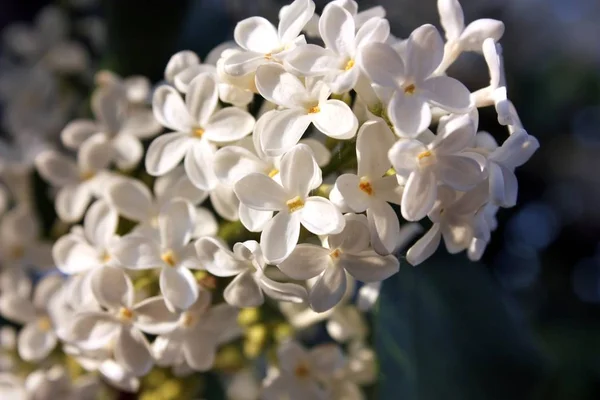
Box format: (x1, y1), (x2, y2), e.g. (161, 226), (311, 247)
(417, 150), (436, 168)
(181, 312), (196, 328)
(404, 84), (417, 95)
(286, 196), (305, 213)
(80, 171), (95, 181)
(192, 127), (205, 138)
(308, 106), (320, 114)
(161, 250), (178, 267)
(268, 168), (279, 178)
(329, 248), (342, 260)
(37, 316), (52, 332)
(358, 177), (374, 196)
(118, 307), (134, 322)
(101, 252), (111, 263)
(294, 362), (311, 380)
(344, 59), (355, 71)
(264, 52), (273, 60)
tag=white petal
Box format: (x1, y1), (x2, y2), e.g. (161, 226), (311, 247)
(300, 197), (346, 235)
(32, 275), (63, 310)
(55, 184), (91, 223)
(260, 109), (312, 156)
(18, 322), (56, 362)
(405, 24), (444, 82)
(319, 3), (355, 55)
(328, 213), (370, 253)
(234, 17), (279, 53)
(152, 85), (192, 132)
(204, 107), (255, 143)
(165, 50), (200, 84)
(312, 99), (358, 139)
(145, 132), (190, 176)
(192, 207), (219, 238)
(309, 343), (346, 375)
(0, 293), (36, 324)
(124, 75), (151, 103)
(223, 50), (267, 76)
(255, 64), (307, 109)
(258, 276), (308, 303)
(61, 119), (100, 149)
(401, 170), (437, 221)
(90, 266), (133, 310)
(437, 155), (483, 191)
(434, 113), (475, 154)
(159, 199), (194, 250)
(388, 91), (431, 137)
(195, 237), (246, 277)
(356, 119), (395, 178)
(182, 340), (216, 371)
(260, 212), (301, 264)
(186, 73), (218, 127)
(358, 42), (404, 88)
(107, 179), (153, 222)
(160, 267), (199, 311)
(460, 19), (505, 52)
(66, 311), (119, 350)
(98, 360), (139, 392)
(210, 185), (240, 221)
(406, 223), (442, 266)
(239, 205), (273, 233)
(213, 146), (265, 186)
(309, 266), (347, 312)
(354, 17), (390, 49)
(277, 340), (308, 374)
(35, 150), (78, 187)
(111, 235), (162, 269)
(280, 144), (320, 197)
(278, 244), (330, 280)
(84, 199), (118, 248)
(114, 328), (153, 376)
(300, 138), (331, 167)
(388, 139), (427, 176)
(489, 163), (518, 208)
(224, 271), (264, 307)
(278, 0), (316, 44)
(234, 173), (287, 211)
(438, 0), (465, 41)
(133, 297), (179, 335)
(92, 85), (126, 133)
(285, 44), (341, 76)
(420, 76), (471, 113)
(184, 140), (218, 191)
(491, 129), (539, 168)
(77, 133), (113, 173)
(174, 64), (217, 94)
(341, 251), (399, 282)
(334, 174), (370, 212)
(367, 200), (400, 255)
(112, 134), (144, 170)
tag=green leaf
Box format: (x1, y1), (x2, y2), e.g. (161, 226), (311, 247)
(375, 254), (547, 400)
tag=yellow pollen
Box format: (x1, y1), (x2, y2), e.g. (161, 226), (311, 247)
(37, 316), (52, 332)
(286, 196), (305, 213)
(268, 168), (279, 178)
(80, 171), (95, 181)
(294, 362), (311, 379)
(118, 307), (134, 321)
(308, 106), (320, 114)
(404, 84), (417, 95)
(344, 59), (355, 71)
(101, 252), (111, 263)
(330, 248), (342, 260)
(417, 150), (432, 160)
(193, 127), (205, 138)
(182, 313), (195, 328)
(161, 250), (177, 267)
(265, 52), (273, 60)
(358, 177), (374, 196)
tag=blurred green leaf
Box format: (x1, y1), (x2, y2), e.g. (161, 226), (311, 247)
(376, 254), (547, 400)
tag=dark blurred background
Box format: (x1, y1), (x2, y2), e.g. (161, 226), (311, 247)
(1, 0), (599, 399)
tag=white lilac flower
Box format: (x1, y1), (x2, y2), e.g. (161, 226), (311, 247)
(153, 291), (240, 372)
(95, 70), (152, 106)
(359, 25), (472, 137)
(388, 113), (485, 221)
(61, 84), (161, 170)
(0, 274), (63, 362)
(234, 144), (345, 264)
(262, 340), (345, 400)
(195, 238), (308, 307)
(333, 120), (403, 255)
(329, 342), (376, 400)
(146, 73), (255, 190)
(255, 64), (358, 156)
(436, 0), (505, 74)
(69, 266), (179, 376)
(35, 137), (112, 222)
(223, 0), (315, 77)
(278, 213), (398, 312)
(111, 198), (203, 311)
(52, 199), (119, 275)
(286, 2), (389, 94)
(467, 201), (499, 262)
(406, 184), (488, 266)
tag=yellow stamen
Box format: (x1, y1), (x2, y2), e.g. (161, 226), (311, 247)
(268, 168), (279, 178)
(404, 84), (416, 95)
(118, 307), (134, 321)
(101, 252), (111, 263)
(37, 316), (52, 332)
(193, 127), (205, 138)
(344, 59), (355, 71)
(358, 177), (374, 196)
(329, 248), (342, 260)
(264, 52), (273, 60)
(308, 106), (320, 114)
(294, 362), (311, 379)
(417, 150), (432, 160)
(161, 250), (177, 267)
(80, 171), (95, 181)
(181, 312), (195, 328)
(286, 196), (305, 213)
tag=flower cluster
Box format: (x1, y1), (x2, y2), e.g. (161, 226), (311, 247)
(0, 0), (538, 398)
